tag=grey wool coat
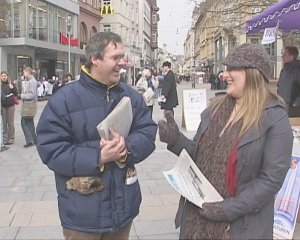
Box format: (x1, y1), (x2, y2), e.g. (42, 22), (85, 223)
(168, 98), (293, 239)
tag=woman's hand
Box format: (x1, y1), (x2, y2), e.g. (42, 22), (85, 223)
(198, 202), (228, 222)
(158, 110), (179, 146)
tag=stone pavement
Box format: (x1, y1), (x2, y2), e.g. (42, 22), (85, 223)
(0, 81), (299, 239)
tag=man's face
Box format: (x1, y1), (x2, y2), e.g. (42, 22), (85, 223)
(91, 42), (126, 85)
(162, 66), (169, 74)
(282, 49), (294, 64)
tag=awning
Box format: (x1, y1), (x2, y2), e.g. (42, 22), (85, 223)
(246, 0), (300, 34)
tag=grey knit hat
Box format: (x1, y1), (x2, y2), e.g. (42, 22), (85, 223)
(222, 43), (272, 82)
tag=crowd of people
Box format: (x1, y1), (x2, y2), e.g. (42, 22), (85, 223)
(1, 30), (299, 240)
(0, 67), (75, 152)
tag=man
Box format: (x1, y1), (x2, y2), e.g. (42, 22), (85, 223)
(36, 32), (157, 240)
(160, 61), (178, 116)
(277, 46), (300, 117)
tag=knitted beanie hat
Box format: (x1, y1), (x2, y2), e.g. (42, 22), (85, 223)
(222, 43), (272, 82)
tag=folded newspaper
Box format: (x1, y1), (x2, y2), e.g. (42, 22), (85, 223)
(163, 149), (223, 208)
(143, 87), (155, 102)
(97, 96), (133, 140)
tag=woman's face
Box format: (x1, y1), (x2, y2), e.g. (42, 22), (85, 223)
(23, 70), (32, 79)
(0, 73), (8, 83)
(224, 67), (246, 99)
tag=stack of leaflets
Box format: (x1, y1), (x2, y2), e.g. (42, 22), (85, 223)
(97, 96), (133, 140)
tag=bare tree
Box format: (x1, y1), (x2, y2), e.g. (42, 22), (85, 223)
(190, 0), (278, 31)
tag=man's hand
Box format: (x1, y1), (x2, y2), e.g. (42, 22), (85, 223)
(158, 110), (179, 146)
(100, 129), (127, 164)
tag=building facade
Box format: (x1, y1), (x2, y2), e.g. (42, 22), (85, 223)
(99, 0), (159, 84)
(78, 0), (102, 50)
(188, 0), (278, 77)
(0, 0), (85, 80)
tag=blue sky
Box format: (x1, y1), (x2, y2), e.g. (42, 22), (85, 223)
(157, 0), (195, 55)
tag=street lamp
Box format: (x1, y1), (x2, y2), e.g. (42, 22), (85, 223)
(67, 15), (72, 74)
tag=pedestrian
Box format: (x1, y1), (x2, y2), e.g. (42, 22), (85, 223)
(191, 75), (196, 88)
(158, 43), (293, 239)
(119, 68), (128, 84)
(277, 46), (300, 117)
(1, 71), (18, 145)
(135, 71), (142, 86)
(36, 32), (157, 240)
(65, 73), (73, 83)
(0, 117), (9, 152)
(20, 67), (38, 148)
(160, 61), (179, 116)
(136, 67), (158, 118)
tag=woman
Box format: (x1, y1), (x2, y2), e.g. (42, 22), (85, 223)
(158, 43), (293, 239)
(136, 68), (158, 118)
(21, 67), (38, 147)
(1, 71), (18, 145)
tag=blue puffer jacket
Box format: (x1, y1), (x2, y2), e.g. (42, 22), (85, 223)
(36, 69), (157, 233)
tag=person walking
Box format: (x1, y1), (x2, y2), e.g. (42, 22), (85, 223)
(191, 75), (196, 88)
(20, 67), (38, 148)
(36, 32), (157, 240)
(160, 61), (178, 116)
(277, 46), (300, 117)
(1, 71), (18, 145)
(158, 43), (293, 239)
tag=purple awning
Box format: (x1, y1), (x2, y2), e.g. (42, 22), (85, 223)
(246, 0), (300, 34)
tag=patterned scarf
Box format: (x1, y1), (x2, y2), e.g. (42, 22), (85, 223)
(181, 96), (243, 239)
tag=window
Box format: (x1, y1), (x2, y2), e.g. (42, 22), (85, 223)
(152, 13), (157, 24)
(103, 24), (111, 32)
(250, 38), (259, 44)
(252, 7), (261, 14)
(152, 31), (157, 43)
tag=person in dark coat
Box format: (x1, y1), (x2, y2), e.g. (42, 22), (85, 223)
(1, 71), (18, 145)
(158, 43), (293, 239)
(277, 46), (300, 117)
(36, 32), (157, 240)
(160, 61), (178, 116)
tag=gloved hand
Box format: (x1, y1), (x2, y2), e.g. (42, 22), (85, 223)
(158, 110), (179, 146)
(198, 202), (228, 222)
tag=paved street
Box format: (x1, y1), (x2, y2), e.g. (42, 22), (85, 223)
(0, 81), (299, 239)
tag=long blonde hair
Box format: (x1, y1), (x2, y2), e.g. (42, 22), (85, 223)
(210, 68), (284, 138)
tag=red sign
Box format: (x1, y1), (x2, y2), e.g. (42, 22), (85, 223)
(59, 33), (79, 47)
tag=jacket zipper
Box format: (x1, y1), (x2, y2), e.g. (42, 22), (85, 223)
(106, 88), (110, 102)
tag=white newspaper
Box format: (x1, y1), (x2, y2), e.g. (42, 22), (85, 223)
(143, 87), (155, 102)
(97, 96), (133, 140)
(163, 149), (223, 208)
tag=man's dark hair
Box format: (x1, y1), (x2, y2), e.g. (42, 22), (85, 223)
(85, 32), (122, 69)
(285, 46), (299, 60)
(162, 61), (171, 68)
